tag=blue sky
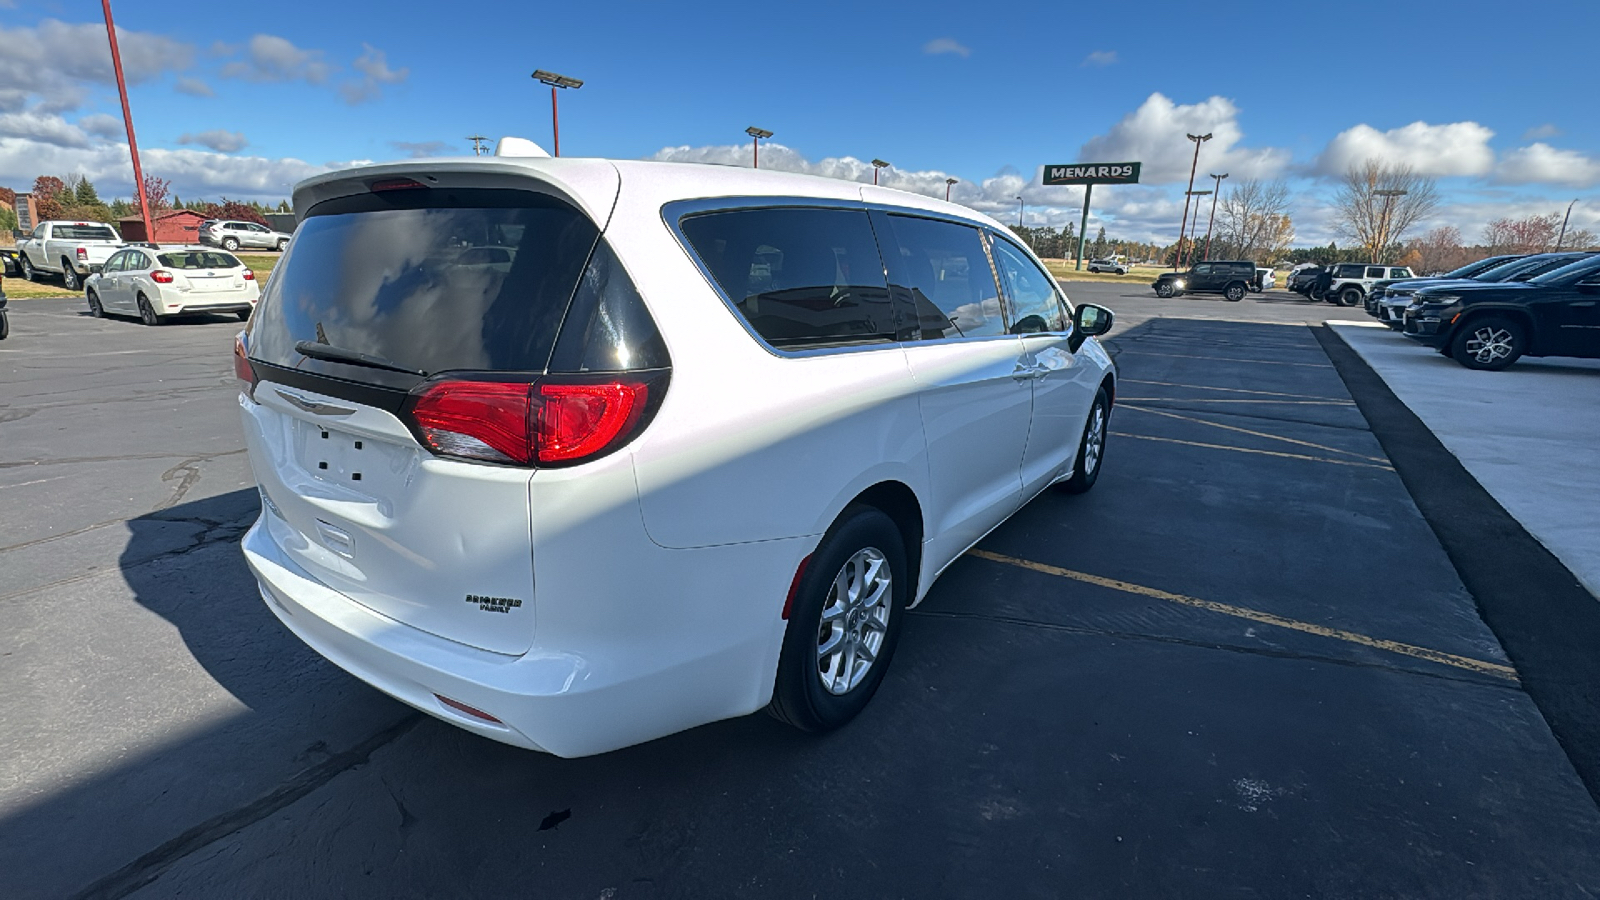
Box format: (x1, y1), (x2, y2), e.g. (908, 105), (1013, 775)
(4, 0), (1599, 245)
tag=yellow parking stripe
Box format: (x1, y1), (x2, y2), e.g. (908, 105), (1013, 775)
(1114, 432), (1394, 470)
(1120, 404), (1390, 464)
(966, 550), (1519, 683)
(1123, 379), (1346, 402)
(1114, 350), (1333, 368)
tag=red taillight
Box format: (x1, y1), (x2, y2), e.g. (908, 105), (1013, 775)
(405, 377), (656, 467)
(409, 381), (535, 464)
(535, 382), (649, 463)
(151, 270), (174, 283)
(371, 177), (427, 192)
(233, 335), (258, 400)
(242, 269), (255, 280)
(76, 247), (88, 261)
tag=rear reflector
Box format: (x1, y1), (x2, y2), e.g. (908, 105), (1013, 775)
(434, 694), (503, 724)
(782, 554), (812, 620)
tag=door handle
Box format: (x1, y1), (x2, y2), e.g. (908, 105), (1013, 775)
(1011, 363), (1042, 382)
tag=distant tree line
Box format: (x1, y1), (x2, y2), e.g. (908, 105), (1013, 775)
(10, 174), (289, 230)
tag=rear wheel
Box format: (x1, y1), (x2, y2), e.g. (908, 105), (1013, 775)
(1155, 283), (1175, 298)
(1450, 315), (1525, 370)
(1224, 282), (1246, 302)
(769, 505), (907, 733)
(0, 310), (8, 340)
(61, 260), (79, 291)
(236, 309), (252, 322)
(137, 294), (162, 327)
(1058, 387), (1110, 494)
(19, 255), (36, 282)
(86, 289), (104, 318)
(276, 239), (288, 252)
(222, 237), (239, 251)
(1337, 287), (1363, 307)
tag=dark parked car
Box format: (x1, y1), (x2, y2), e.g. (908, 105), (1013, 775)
(1152, 260), (1257, 301)
(1363, 254), (1526, 315)
(1370, 252), (1591, 325)
(1289, 266), (1325, 295)
(1403, 254), (1600, 369)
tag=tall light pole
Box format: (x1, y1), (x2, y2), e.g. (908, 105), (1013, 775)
(1373, 188), (1407, 263)
(871, 158), (890, 185)
(467, 134), (488, 156)
(1203, 172), (1228, 261)
(1556, 198), (1579, 250)
(1175, 132), (1212, 269)
(745, 126), (772, 168)
(531, 69), (583, 157)
(1186, 190), (1211, 262)
(945, 177), (958, 201)
(101, 0), (153, 243)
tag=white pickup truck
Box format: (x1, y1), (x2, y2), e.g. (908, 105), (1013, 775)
(17, 221), (124, 291)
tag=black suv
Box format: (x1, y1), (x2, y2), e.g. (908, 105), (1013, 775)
(1403, 254), (1600, 370)
(1152, 260), (1257, 301)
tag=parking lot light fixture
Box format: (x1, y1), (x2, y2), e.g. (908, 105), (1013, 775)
(746, 127), (773, 168)
(945, 177), (957, 201)
(1176, 132), (1212, 269)
(871, 159), (890, 185)
(531, 70), (584, 156)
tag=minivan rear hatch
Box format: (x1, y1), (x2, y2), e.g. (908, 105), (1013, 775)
(241, 173), (617, 654)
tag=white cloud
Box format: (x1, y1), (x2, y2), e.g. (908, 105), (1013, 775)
(390, 140), (454, 158)
(178, 129), (249, 153)
(220, 34), (332, 85)
(1078, 93), (1290, 184)
(78, 113), (124, 140)
(340, 44), (408, 104)
(922, 38), (971, 57)
(0, 129), (323, 202)
(1522, 124), (1561, 141)
(175, 77), (215, 97)
(1082, 51), (1117, 67)
(1314, 121), (1495, 177)
(1494, 143), (1600, 189)
(0, 110), (91, 148)
(0, 18), (194, 112)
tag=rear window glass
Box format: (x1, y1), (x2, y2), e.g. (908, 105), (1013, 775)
(882, 214), (1004, 339)
(679, 207), (895, 349)
(248, 190), (599, 377)
(157, 251), (239, 269)
(53, 224), (118, 241)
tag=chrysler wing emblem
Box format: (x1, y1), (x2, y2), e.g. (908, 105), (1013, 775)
(277, 390), (356, 417)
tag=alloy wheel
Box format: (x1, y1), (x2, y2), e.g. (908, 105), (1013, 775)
(816, 547), (892, 696)
(1083, 404), (1105, 476)
(1465, 325), (1515, 365)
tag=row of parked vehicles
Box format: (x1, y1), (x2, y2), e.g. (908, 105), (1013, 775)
(5, 218), (291, 291)
(1359, 251), (1600, 370)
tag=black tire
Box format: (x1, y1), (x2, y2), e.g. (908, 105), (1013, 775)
(1337, 287), (1363, 307)
(1450, 315), (1525, 371)
(236, 308), (252, 322)
(1059, 387), (1110, 494)
(222, 237), (240, 251)
(86, 289), (104, 318)
(20, 255), (37, 282)
(137, 294), (162, 326)
(61, 260), (79, 291)
(769, 505), (908, 733)
(1224, 282), (1246, 302)
(0, 310), (8, 341)
(1155, 283), (1175, 298)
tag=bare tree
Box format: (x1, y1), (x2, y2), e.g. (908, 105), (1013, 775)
(1409, 225), (1469, 274)
(1216, 179), (1295, 262)
(1558, 226), (1598, 251)
(1332, 160), (1439, 263)
(1483, 213), (1567, 254)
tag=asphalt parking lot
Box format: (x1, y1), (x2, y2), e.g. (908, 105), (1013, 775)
(3, 284), (1599, 899)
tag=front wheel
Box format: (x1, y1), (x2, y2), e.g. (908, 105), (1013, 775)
(1224, 282), (1246, 302)
(86, 289), (104, 318)
(769, 506), (907, 733)
(1450, 316), (1525, 370)
(1058, 387), (1110, 494)
(236, 308), (252, 322)
(1155, 283), (1175, 298)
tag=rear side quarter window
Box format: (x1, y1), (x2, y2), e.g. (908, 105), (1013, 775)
(876, 213), (1006, 340)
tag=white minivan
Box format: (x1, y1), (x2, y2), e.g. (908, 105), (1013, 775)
(236, 154), (1118, 757)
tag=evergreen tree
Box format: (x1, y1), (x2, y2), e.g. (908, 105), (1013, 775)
(74, 177), (100, 206)
(277, 200), (291, 213)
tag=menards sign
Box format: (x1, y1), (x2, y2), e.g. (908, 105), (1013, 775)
(1043, 162), (1142, 185)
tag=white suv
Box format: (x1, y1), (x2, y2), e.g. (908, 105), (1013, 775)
(202, 219), (292, 252)
(1324, 263), (1413, 306)
(236, 156), (1117, 757)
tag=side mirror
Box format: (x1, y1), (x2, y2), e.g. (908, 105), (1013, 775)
(1074, 303), (1114, 337)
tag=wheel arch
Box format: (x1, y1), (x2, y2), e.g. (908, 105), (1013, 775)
(846, 481), (925, 603)
(1451, 305), (1541, 352)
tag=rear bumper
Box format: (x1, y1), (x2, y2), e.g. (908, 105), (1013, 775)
(242, 511), (797, 757)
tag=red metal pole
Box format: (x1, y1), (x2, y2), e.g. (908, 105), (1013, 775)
(103, 0), (153, 243)
(1176, 139), (1202, 269)
(550, 86), (560, 157)
(1203, 189), (1220, 261)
